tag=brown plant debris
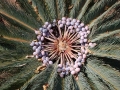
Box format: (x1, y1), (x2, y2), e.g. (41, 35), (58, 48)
(73, 74), (79, 81)
(43, 83), (49, 90)
(68, 4), (74, 10)
(35, 66), (46, 74)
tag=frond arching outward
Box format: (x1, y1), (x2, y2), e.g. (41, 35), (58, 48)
(0, 14), (35, 41)
(89, 1), (120, 29)
(82, 0), (117, 24)
(77, 72), (92, 90)
(44, 0), (58, 20)
(0, 0), (40, 31)
(0, 58), (41, 90)
(0, 37), (32, 66)
(77, 0), (92, 20)
(69, 0), (86, 18)
(20, 65), (54, 90)
(89, 18), (120, 40)
(44, 61), (62, 90)
(31, 0), (52, 23)
(63, 75), (79, 90)
(15, 0), (42, 24)
(89, 33), (120, 60)
(86, 57), (120, 90)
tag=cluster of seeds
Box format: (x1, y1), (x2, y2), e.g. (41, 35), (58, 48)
(30, 17), (96, 77)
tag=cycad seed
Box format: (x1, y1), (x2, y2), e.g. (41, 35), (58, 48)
(30, 17), (96, 77)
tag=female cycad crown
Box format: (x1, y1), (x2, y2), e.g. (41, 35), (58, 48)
(30, 17), (96, 77)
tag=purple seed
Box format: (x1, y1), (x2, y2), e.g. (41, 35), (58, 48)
(67, 18), (70, 22)
(38, 42), (42, 45)
(43, 60), (48, 64)
(49, 29), (53, 33)
(80, 32), (84, 36)
(30, 41), (35, 46)
(43, 25), (47, 28)
(75, 22), (79, 26)
(60, 73), (64, 77)
(48, 24), (52, 29)
(68, 26), (73, 29)
(76, 28), (80, 32)
(70, 67), (74, 71)
(43, 29), (47, 33)
(33, 46), (37, 50)
(85, 50), (88, 54)
(39, 28), (43, 31)
(81, 36), (84, 40)
(45, 22), (49, 25)
(35, 55), (39, 59)
(62, 20), (66, 24)
(42, 63), (46, 66)
(59, 24), (63, 28)
(38, 53), (42, 58)
(78, 25), (81, 28)
(85, 43), (88, 47)
(80, 23), (84, 27)
(33, 52), (37, 56)
(77, 20), (80, 23)
(75, 68), (80, 72)
(87, 30), (90, 34)
(74, 25), (78, 29)
(85, 26), (89, 30)
(80, 40), (83, 44)
(71, 21), (75, 25)
(58, 64), (62, 68)
(72, 19), (77, 23)
(49, 61), (53, 65)
(65, 67), (70, 71)
(62, 67), (66, 71)
(43, 33), (46, 37)
(41, 50), (45, 55)
(57, 68), (62, 72)
(81, 59), (85, 63)
(82, 28), (85, 31)
(62, 17), (66, 21)
(81, 46), (84, 50)
(78, 52), (82, 56)
(74, 64), (78, 68)
(66, 21), (71, 26)
(41, 36), (44, 41)
(58, 20), (62, 24)
(84, 34), (87, 38)
(37, 35), (41, 40)
(78, 56), (82, 60)
(89, 43), (96, 48)
(65, 71), (69, 75)
(83, 39), (87, 42)
(77, 62), (82, 66)
(35, 42), (39, 46)
(83, 54), (86, 58)
(42, 56), (46, 61)
(70, 29), (73, 33)
(76, 58), (81, 62)
(36, 48), (40, 53)
(71, 70), (75, 75)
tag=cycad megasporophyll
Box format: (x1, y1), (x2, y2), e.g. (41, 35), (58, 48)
(0, 0), (120, 90)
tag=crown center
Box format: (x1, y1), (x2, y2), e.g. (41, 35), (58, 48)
(58, 40), (67, 52)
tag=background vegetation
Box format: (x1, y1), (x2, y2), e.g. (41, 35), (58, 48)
(0, 0), (120, 90)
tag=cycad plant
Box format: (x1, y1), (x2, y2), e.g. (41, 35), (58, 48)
(0, 0), (120, 90)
